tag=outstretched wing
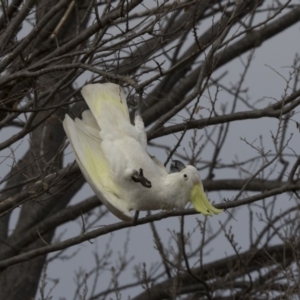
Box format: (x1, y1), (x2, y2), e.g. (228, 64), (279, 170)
(63, 114), (133, 221)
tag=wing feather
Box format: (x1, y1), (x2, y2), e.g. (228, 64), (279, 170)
(81, 110), (99, 129)
(63, 114), (133, 221)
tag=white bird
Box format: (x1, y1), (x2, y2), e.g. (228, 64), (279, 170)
(63, 83), (223, 222)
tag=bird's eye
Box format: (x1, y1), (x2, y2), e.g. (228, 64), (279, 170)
(183, 174), (188, 180)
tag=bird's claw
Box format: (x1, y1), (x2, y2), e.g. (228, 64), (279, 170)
(128, 94), (142, 117)
(128, 95), (140, 109)
(132, 168), (152, 188)
(132, 210), (140, 224)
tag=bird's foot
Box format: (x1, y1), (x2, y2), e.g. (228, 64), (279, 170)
(132, 211), (140, 224)
(132, 168), (152, 188)
(128, 94), (141, 117)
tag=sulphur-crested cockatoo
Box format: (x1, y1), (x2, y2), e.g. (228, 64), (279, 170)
(63, 83), (223, 222)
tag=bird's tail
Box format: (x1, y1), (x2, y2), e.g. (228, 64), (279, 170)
(81, 83), (130, 132)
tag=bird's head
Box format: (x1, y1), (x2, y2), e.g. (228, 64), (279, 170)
(170, 163), (223, 216)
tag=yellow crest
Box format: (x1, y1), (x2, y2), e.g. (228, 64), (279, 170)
(190, 183), (223, 216)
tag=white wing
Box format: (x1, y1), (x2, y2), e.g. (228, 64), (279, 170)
(63, 114), (133, 221)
